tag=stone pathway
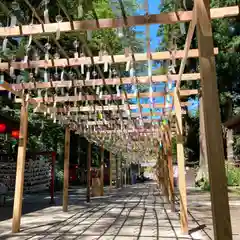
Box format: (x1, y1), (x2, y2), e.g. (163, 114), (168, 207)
(186, 189), (240, 239)
(0, 183), (211, 239)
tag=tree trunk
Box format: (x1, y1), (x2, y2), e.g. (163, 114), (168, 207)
(226, 98), (234, 162)
(226, 128), (234, 162)
(196, 96), (209, 182)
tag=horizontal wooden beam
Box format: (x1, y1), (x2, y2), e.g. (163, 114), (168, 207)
(86, 119), (160, 125)
(0, 49), (218, 71)
(0, 6), (238, 37)
(2, 73), (201, 91)
(0, 80), (68, 126)
(46, 102), (189, 113)
(95, 131), (159, 136)
(15, 89), (198, 104)
(40, 111), (173, 119)
(59, 110), (186, 120)
(84, 117), (184, 126)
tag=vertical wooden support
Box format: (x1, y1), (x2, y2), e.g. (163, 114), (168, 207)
(196, 0), (232, 238)
(166, 130), (175, 212)
(109, 152), (112, 191)
(158, 148), (164, 192)
(50, 152), (56, 204)
(63, 127), (70, 212)
(12, 100), (28, 233)
(100, 146), (104, 196)
(159, 150), (164, 193)
(174, 89), (188, 233)
(120, 158), (123, 188)
(138, 162), (141, 176)
(129, 163), (132, 185)
(116, 155), (119, 188)
(124, 164), (127, 187)
(77, 135), (81, 166)
(87, 141), (91, 202)
(163, 147), (170, 203)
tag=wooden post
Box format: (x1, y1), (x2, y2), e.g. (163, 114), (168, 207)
(87, 141), (91, 202)
(120, 157), (123, 188)
(77, 135), (81, 166)
(129, 163), (132, 185)
(157, 157), (161, 190)
(109, 152), (112, 191)
(50, 152), (56, 204)
(100, 146), (104, 196)
(63, 127), (70, 212)
(174, 89), (188, 234)
(166, 130), (175, 212)
(159, 147), (165, 193)
(196, 0), (232, 238)
(162, 140), (170, 203)
(124, 164), (129, 187)
(12, 100), (28, 233)
(116, 155), (119, 188)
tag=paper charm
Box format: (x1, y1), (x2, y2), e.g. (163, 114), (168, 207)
(43, 0), (50, 23)
(55, 15), (63, 40)
(73, 40), (79, 59)
(44, 42), (51, 62)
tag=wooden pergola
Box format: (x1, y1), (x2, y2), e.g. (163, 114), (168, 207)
(0, 0), (238, 239)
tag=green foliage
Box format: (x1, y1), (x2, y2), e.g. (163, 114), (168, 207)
(198, 178), (211, 191)
(199, 164), (240, 190)
(157, 0), (240, 160)
(55, 166), (64, 191)
(226, 164), (240, 186)
(0, 0), (144, 174)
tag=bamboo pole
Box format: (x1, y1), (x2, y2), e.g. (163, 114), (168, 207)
(87, 141), (91, 202)
(12, 100), (28, 233)
(63, 127), (70, 212)
(196, 0), (232, 238)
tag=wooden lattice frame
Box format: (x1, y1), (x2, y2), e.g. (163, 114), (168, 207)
(0, 0), (238, 238)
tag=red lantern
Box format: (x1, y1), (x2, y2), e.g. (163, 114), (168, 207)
(0, 123), (6, 133)
(11, 130), (20, 139)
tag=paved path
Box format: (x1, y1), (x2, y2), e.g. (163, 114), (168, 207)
(0, 183), (211, 239)
(186, 189), (240, 240)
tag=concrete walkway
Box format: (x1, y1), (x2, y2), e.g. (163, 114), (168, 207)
(0, 183), (209, 239)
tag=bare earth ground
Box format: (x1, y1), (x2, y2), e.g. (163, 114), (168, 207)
(0, 178), (239, 239)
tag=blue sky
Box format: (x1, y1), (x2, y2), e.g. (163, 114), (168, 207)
(127, 0), (198, 117)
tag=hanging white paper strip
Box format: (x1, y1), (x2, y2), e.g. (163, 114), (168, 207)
(148, 59), (152, 78)
(44, 9), (50, 23)
(10, 15), (17, 27)
(180, 23), (186, 35)
(130, 67), (134, 78)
